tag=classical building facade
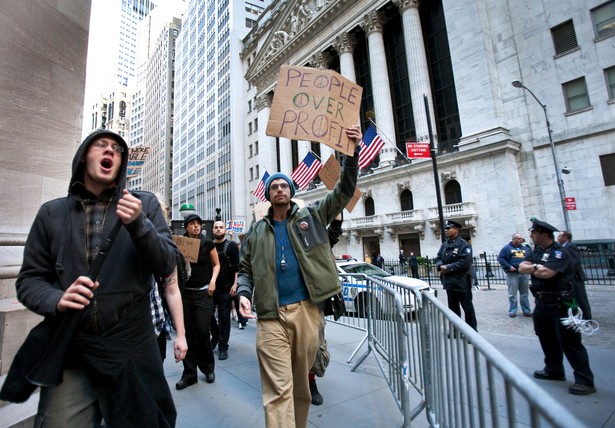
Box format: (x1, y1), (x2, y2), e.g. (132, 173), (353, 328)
(242, 0), (615, 259)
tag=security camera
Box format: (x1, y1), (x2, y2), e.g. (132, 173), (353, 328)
(561, 167), (571, 174)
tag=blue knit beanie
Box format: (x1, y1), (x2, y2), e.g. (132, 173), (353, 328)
(265, 172), (295, 201)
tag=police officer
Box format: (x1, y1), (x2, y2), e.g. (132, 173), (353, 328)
(519, 219), (596, 395)
(436, 220), (477, 331)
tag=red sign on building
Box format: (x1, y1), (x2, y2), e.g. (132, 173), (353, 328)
(405, 142), (431, 159)
(565, 197), (576, 211)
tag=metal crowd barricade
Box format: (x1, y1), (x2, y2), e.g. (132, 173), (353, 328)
(332, 273), (588, 428)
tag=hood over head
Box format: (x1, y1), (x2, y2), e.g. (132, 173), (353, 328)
(70, 129), (129, 199)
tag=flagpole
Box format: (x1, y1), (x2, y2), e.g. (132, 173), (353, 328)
(424, 95), (445, 242)
(367, 118), (411, 163)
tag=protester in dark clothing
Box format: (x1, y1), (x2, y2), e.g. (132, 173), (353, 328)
(436, 220), (478, 331)
(519, 219), (595, 395)
(310, 212), (344, 406)
(176, 214), (220, 390)
(409, 252), (419, 278)
(15, 130), (180, 427)
(372, 251), (384, 268)
(209, 221), (240, 361)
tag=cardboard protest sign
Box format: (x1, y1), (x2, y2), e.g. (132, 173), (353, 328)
(173, 235), (200, 263)
(126, 145), (151, 178)
(318, 155), (361, 213)
(266, 65), (362, 156)
(226, 220), (245, 233)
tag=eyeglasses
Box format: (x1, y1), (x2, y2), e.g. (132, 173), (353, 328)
(92, 140), (125, 154)
(269, 183), (290, 191)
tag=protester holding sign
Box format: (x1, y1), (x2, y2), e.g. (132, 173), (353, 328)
(237, 125), (362, 428)
(176, 213), (220, 391)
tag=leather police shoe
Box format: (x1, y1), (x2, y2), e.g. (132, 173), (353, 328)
(218, 350), (228, 360)
(569, 383), (596, 395)
(205, 372), (215, 383)
(176, 377), (197, 390)
(533, 370), (565, 381)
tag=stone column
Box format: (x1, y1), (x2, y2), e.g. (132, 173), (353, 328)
(309, 52), (336, 163)
(361, 11), (396, 165)
(393, 0), (437, 145)
(279, 137), (293, 175)
(256, 93), (277, 173)
(333, 33), (357, 83)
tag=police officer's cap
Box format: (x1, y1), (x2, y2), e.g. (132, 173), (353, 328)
(444, 220), (462, 229)
(183, 213), (203, 229)
(529, 218), (558, 233)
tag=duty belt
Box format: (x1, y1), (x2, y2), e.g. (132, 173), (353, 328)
(531, 290), (570, 299)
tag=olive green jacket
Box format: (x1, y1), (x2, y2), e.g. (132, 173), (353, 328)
(237, 155), (358, 319)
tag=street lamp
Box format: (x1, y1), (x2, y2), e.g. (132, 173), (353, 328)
(512, 80), (571, 232)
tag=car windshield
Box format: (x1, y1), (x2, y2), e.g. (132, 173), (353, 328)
(340, 263), (391, 277)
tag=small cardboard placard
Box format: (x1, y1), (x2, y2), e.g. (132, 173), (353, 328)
(126, 145), (151, 178)
(318, 155), (361, 213)
(266, 65), (362, 156)
(173, 236), (200, 263)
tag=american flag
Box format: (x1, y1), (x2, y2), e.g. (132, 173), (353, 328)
(291, 152), (323, 190)
(254, 171), (270, 202)
(358, 125), (385, 169)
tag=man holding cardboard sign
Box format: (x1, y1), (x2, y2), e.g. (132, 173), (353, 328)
(237, 125), (362, 428)
(266, 65), (363, 156)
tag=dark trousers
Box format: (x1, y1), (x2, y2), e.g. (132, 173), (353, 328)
(182, 289), (215, 379)
(410, 266), (419, 278)
(533, 299), (594, 386)
(446, 289), (478, 331)
(210, 293), (232, 351)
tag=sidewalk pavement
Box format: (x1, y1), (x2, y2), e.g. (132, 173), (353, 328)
(2, 283), (613, 427)
(167, 283), (615, 428)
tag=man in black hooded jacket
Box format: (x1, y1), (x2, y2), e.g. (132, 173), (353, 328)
(15, 130), (180, 427)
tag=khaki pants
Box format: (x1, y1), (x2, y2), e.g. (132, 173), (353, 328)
(35, 367), (107, 428)
(256, 300), (320, 428)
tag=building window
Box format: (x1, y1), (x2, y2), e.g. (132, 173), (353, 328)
(400, 189), (414, 211)
(254, 118), (258, 131)
(444, 180), (462, 204)
(551, 20), (578, 56)
(248, 122), (253, 135)
(591, 1), (615, 39)
(562, 77), (591, 113)
(600, 153), (615, 185)
(365, 197), (375, 216)
(605, 66), (615, 100)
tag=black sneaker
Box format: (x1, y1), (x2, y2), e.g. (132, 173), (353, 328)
(310, 379), (323, 405)
(205, 372), (215, 383)
(219, 350), (228, 360)
(176, 376), (197, 390)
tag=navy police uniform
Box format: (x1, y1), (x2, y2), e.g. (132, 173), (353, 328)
(435, 221), (477, 330)
(525, 219), (594, 390)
